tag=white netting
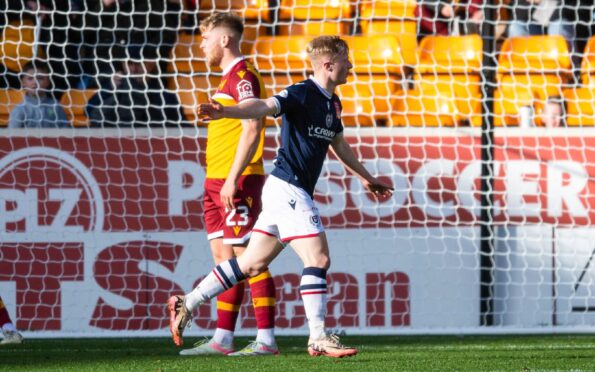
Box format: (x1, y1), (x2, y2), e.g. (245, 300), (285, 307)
(1, 1), (595, 337)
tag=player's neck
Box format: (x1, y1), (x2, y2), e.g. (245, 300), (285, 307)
(311, 74), (336, 96)
(219, 48), (243, 71)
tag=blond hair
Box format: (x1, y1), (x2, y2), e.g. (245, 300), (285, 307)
(306, 36), (349, 63)
(199, 12), (244, 36)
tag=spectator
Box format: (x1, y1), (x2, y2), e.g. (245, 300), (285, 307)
(86, 44), (187, 128)
(8, 60), (70, 128)
(416, 0), (484, 40)
(507, 0), (574, 42)
(76, 0), (183, 89)
(541, 95), (565, 128)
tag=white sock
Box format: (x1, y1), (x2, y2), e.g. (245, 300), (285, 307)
(300, 267), (327, 341)
(256, 328), (276, 347)
(212, 328), (234, 346)
(185, 258), (246, 311)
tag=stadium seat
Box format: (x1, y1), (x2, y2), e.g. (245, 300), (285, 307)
(0, 89), (25, 127)
(196, 0), (270, 55)
(359, 0), (418, 66)
(392, 35), (483, 126)
(60, 90), (97, 127)
(494, 84), (534, 126)
(495, 35), (571, 126)
(168, 74), (219, 126)
(0, 19), (41, 73)
(580, 36), (595, 87)
(277, 0), (353, 35)
(563, 87), (595, 126)
(253, 34), (404, 126)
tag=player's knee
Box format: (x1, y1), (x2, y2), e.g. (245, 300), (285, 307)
(313, 255), (330, 270)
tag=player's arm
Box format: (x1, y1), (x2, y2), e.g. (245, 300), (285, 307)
(199, 97), (278, 120)
(220, 116), (263, 211)
(330, 132), (394, 198)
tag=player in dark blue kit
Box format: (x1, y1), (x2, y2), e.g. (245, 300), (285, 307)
(168, 36), (393, 358)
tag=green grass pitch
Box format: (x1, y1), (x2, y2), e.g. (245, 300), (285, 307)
(1, 335), (594, 371)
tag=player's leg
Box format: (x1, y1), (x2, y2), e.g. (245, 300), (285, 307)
(171, 231), (282, 347)
(289, 235), (357, 358)
(179, 238), (242, 355)
(0, 296), (23, 345)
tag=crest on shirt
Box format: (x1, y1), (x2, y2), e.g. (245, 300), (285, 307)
(237, 80), (255, 100)
(325, 113), (333, 128)
(334, 101), (341, 120)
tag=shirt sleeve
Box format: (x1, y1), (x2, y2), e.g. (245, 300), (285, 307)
(230, 70), (262, 104)
(272, 83), (306, 118)
(55, 104), (71, 128)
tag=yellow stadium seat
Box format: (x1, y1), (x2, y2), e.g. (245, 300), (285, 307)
(580, 36), (595, 87)
(277, 0), (353, 35)
(359, 0), (418, 66)
(392, 35), (482, 127)
(60, 90), (97, 127)
(168, 74), (219, 126)
(0, 89), (25, 126)
(418, 35), (483, 74)
(563, 87), (595, 126)
(0, 19), (42, 72)
(494, 84), (534, 126)
(253, 36), (313, 72)
(197, 0), (270, 21)
(498, 35), (571, 76)
(392, 80), (479, 127)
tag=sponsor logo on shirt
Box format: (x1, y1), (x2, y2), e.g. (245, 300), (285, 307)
(308, 125), (335, 141)
(237, 79), (255, 100)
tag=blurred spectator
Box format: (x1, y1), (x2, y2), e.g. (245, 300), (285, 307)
(541, 95), (565, 128)
(76, 0), (183, 89)
(416, 0), (484, 40)
(86, 44), (187, 128)
(0, 0), (38, 88)
(507, 0), (574, 41)
(8, 60), (70, 128)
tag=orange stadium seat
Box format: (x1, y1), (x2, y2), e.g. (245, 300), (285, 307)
(392, 35), (483, 126)
(168, 74), (219, 126)
(0, 89), (25, 126)
(0, 19), (41, 73)
(495, 35), (571, 126)
(580, 36), (595, 87)
(60, 90), (97, 127)
(277, 0), (353, 35)
(563, 87), (595, 126)
(359, 0), (418, 66)
(197, 0), (270, 55)
(253, 34), (404, 126)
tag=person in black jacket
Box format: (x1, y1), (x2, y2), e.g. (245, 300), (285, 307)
(86, 44), (188, 128)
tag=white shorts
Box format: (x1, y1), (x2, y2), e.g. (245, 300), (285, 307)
(253, 175), (324, 243)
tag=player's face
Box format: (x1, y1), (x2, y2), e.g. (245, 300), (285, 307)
(200, 26), (224, 67)
(330, 53), (352, 85)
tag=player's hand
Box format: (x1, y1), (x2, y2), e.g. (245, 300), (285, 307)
(220, 178), (237, 211)
(364, 178), (394, 198)
(198, 99), (224, 120)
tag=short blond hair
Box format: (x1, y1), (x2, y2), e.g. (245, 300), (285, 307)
(306, 36), (349, 62)
(199, 12), (244, 36)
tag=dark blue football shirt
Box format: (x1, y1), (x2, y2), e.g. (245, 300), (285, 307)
(271, 77), (344, 197)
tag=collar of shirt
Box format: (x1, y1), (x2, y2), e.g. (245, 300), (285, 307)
(308, 75), (332, 100)
(221, 56), (246, 77)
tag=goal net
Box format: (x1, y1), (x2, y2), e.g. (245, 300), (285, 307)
(0, 0), (594, 337)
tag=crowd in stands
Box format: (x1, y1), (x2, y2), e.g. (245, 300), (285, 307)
(1, 0), (595, 128)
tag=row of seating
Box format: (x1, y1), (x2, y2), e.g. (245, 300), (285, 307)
(194, 0), (418, 64)
(2, 33), (595, 127)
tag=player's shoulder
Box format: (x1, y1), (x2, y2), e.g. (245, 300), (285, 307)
(230, 59), (262, 81)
